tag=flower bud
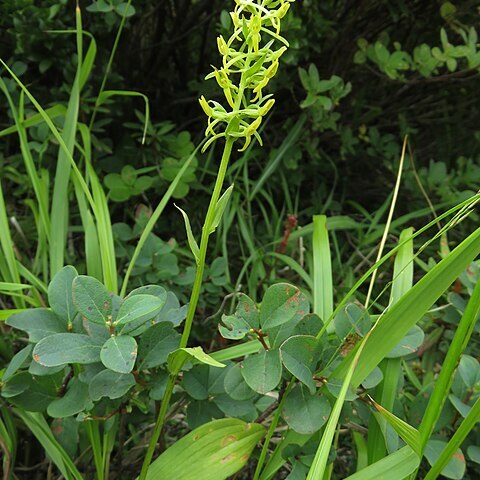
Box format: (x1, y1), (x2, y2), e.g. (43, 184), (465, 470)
(250, 14), (261, 34)
(217, 36), (229, 56)
(266, 60), (279, 79)
(230, 11), (240, 29)
(259, 99), (275, 116)
(277, 3), (290, 19)
(199, 96), (213, 117)
(245, 116), (262, 136)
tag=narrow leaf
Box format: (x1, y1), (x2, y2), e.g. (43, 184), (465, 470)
(175, 204), (200, 262)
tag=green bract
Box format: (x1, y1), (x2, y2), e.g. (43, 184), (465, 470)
(199, 0), (295, 152)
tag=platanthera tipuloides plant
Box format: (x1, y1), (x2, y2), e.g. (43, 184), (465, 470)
(139, 1), (296, 478)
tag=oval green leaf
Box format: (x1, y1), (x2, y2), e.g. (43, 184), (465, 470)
(7, 309), (67, 342)
(241, 349), (282, 394)
(48, 266), (78, 324)
(283, 385), (331, 434)
(89, 370), (136, 401)
(115, 294), (164, 327)
(73, 275), (112, 325)
(260, 283), (309, 330)
(33, 333), (101, 366)
(100, 335), (137, 374)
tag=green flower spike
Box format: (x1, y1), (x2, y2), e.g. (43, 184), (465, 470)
(199, 0), (295, 152)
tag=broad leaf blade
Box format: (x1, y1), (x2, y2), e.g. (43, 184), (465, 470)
(100, 335), (137, 373)
(73, 275), (112, 325)
(48, 266), (78, 324)
(7, 309), (67, 342)
(146, 418), (265, 480)
(241, 349), (282, 394)
(33, 333), (101, 366)
(260, 283), (309, 330)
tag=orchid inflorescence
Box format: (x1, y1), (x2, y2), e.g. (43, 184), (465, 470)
(199, 0), (295, 152)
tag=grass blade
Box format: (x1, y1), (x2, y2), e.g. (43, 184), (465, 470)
(344, 446), (419, 480)
(334, 225), (480, 387)
(13, 410), (83, 480)
(424, 396), (480, 480)
(312, 215), (333, 325)
(49, 4), (83, 276)
(419, 271), (480, 447)
(367, 228), (414, 463)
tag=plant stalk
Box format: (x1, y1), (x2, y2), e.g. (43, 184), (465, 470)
(253, 380), (293, 480)
(138, 136), (235, 480)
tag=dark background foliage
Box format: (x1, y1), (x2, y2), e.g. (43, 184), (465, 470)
(1, 0), (479, 300)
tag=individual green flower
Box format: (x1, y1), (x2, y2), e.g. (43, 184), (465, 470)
(199, 0), (295, 152)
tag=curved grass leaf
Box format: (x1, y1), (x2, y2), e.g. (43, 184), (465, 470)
(335, 226), (480, 387)
(343, 446), (419, 480)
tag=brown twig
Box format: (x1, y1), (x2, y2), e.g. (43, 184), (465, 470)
(0, 435), (12, 480)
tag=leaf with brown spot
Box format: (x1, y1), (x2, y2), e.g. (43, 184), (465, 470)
(260, 283), (310, 330)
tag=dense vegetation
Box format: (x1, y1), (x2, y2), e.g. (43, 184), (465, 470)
(0, 1), (479, 479)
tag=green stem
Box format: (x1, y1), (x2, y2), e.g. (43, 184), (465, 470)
(85, 421), (104, 480)
(253, 381), (294, 480)
(180, 136), (235, 348)
(138, 136), (235, 480)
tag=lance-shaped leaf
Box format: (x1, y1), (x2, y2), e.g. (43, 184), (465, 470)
(73, 275), (112, 325)
(210, 184), (234, 234)
(343, 446), (420, 480)
(369, 396), (422, 457)
(33, 333), (101, 366)
(146, 418), (265, 480)
(175, 204), (199, 262)
(100, 335), (137, 374)
(168, 347), (225, 375)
